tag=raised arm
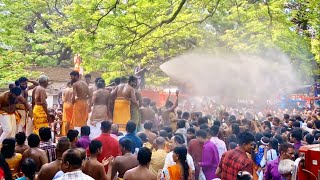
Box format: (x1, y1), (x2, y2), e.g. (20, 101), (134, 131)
(27, 79), (40, 90)
(166, 90), (179, 112)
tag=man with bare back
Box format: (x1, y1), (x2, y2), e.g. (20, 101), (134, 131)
(112, 76), (138, 131)
(0, 87), (22, 144)
(139, 98), (155, 130)
(70, 71), (90, 131)
(61, 81), (73, 136)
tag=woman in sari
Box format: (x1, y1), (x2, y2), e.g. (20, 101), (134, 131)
(161, 146), (191, 180)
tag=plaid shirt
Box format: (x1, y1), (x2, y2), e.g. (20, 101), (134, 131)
(56, 170), (94, 180)
(219, 147), (253, 180)
(39, 141), (57, 163)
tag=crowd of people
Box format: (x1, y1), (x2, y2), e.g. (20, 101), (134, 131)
(0, 71), (319, 180)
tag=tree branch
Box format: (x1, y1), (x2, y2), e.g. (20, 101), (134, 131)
(54, 0), (66, 17)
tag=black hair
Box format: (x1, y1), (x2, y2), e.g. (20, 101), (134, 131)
(39, 127), (52, 141)
(314, 132), (320, 141)
(28, 134), (40, 148)
(173, 134), (185, 145)
(70, 71), (80, 77)
(232, 123), (240, 136)
(293, 121), (301, 128)
(263, 121), (272, 130)
(119, 138), (134, 152)
(15, 80), (20, 86)
(97, 81), (105, 89)
(15, 132), (26, 145)
(270, 138), (279, 155)
(1, 138), (15, 158)
(280, 127), (287, 134)
(273, 117), (280, 124)
(89, 140), (102, 154)
(314, 120), (320, 129)
(84, 74), (91, 78)
(10, 87), (22, 96)
(142, 98), (151, 106)
(229, 142), (238, 150)
(63, 149), (83, 169)
(279, 143), (294, 154)
(295, 116), (303, 122)
(302, 131), (309, 138)
(198, 117), (207, 126)
(177, 120), (186, 129)
(196, 129), (207, 139)
(182, 112), (190, 119)
(138, 133), (148, 143)
(81, 126), (90, 136)
(263, 131), (273, 139)
(199, 124), (209, 130)
(173, 146), (189, 180)
(227, 134), (238, 145)
(67, 130), (79, 142)
(305, 134), (314, 145)
(210, 125), (220, 137)
(284, 114), (290, 120)
(238, 132), (255, 146)
(126, 120), (136, 133)
(94, 77), (102, 84)
(159, 130), (168, 139)
(120, 76), (128, 83)
(137, 147), (151, 165)
(21, 158), (36, 180)
(56, 137), (71, 153)
(128, 75), (137, 83)
(291, 130), (302, 141)
(236, 171), (252, 180)
(213, 120), (221, 127)
(101, 121), (112, 132)
(0, 154), (12, 180)
(18, 77), (28, 83)
(187, 127), (196, 134)
(143, 120), (153, 130)
(254, 133), (263, 145)
(274, 134), (284, 145)
(114, 77), (121, 85)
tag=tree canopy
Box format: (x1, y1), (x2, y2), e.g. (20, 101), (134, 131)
(0, 0), (319, 86)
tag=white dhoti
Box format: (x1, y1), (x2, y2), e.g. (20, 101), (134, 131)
(25, 117), (33, 136)
(0, 113), (16, 144)
(87, 120), (102, 139)
(16, 110), (27, 133)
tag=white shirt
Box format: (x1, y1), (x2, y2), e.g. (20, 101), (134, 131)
(210, 137), (227, 160)
(56, 170), (94, 180)
(163, 151), (195, 171)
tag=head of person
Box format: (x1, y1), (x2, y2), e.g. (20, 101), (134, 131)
(89, 140), (102, 155)
(182, 112), (190, 120)
(56, 137), (71, 158)
(138, 133), (148, 143)
(18, 77), (28, 90)
(21, 158), (36, 180)
(236, 171), (253, 180)
(15, 80), (20, 87)
(314, 120), (320, 129)
(288, 119), (295, 128)
(290, 130), (302, 143)
(292, 121), (301, 128)
(15, 132), (26, 146)
(263, 121), (272, 130)
(213, 120), (221, 127)
(142, 98), (151, 107)
(8, 82), (16, 90)
(81, 126), (90, 137)
(305, 133), (314, 145)
(270, 138), (279, 152)
(1, 138), (16, 158)
(177, 110), (182, 117)
(9, 87), (22, 101)
(38, 75), (49, 88)
(61, 149), (83, 173)
(177, 120), (186, 129)
(278, 159), (294, 180)
(210, 125), (220, 137)
(144, 120), (153, 130)
(171, 134), (185, 150)
(165, 100), (173, 109)
(238, 132), (255, 153)
(229, 142), (238, 150)
(96, 81), (105, 89)
(232, 123), (240, 135)
(159, 130), (169, 140)
(120, 76), (128, 83)
(172, 146), (189, 180)
(114, 77), (121, 85)
(67, 130), (79, 143)
(154, 137), (165, 150)
(137, 147), (152, 166)
(94, 77), (102, 85)
(186, 127), (196, 141)
(111, 124), (119, 134)
(39, 127), (52, 142)
(101, 121), (112, 133)
(279, 143), (295, 160)
(196, 129), (207, 144)
(198, 117), (208, 126)
(0, 154), (12, 180)
(274, 134), (284, 145)
(128, 76), (137, 87)
(126, 120), (137, 134)
(273, 117), (281, 126)
(28, 134), (40, 148)
(84, 74), (91, 84)
(284, 114), (290, 122)
(119, 138), (134, 154)
(70, 71), (80, 83)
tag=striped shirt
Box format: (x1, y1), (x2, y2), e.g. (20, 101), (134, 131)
(39, 141), (56, 163)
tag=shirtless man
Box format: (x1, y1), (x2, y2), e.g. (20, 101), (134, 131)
(140, 98), (155, 126)
(22, 133), (48, 172)
(161, 90), (179, 131)
(82, 140), (108, 180)
(90, 80), (110, 139)
(131, 84), (142, 130)
(123, 147), (156, 180)
(70, 71), (90, 131)
(61, 81), (73, 136)
(37, 137), (71, 180)
(137, 120), (157, 145)
(111, 76), (138, 131)
(111, 138), (139, 179)
(0, 87), (22, 143)
(32, 75), (50, 135)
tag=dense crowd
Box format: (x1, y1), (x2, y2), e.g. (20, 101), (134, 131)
(0, 72), (319, 180)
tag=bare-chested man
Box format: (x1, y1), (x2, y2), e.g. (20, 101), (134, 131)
(90, 79), (110, 139)
(32, 75), (50, 135)
(137, 120), (157, 145)
(139, 98), (155, 128)
(111, 138), (139, 179)
(111, 76), (138, 131)
(70, 71), (90, 131)
(131, 84), (142, 130)
(37, 136), (71, 180)
(22, 133), (48, 172)
(61, 81), (73, 136)
(161, 90), (179, 131)
(82, 140), (109, 180)
(123, 147), (156, 180)
(0, 87), (22, 144)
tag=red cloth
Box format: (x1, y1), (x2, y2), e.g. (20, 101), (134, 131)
(95, 133), (121, 172)
(188, 139), (203, 179)
(0, 167), (4, 179)
(219, 147), (253, 180)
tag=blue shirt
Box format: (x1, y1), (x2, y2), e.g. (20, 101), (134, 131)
(120, 133), (143, 153)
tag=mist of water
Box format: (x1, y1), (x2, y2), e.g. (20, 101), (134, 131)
(160, 49), (303, 106)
